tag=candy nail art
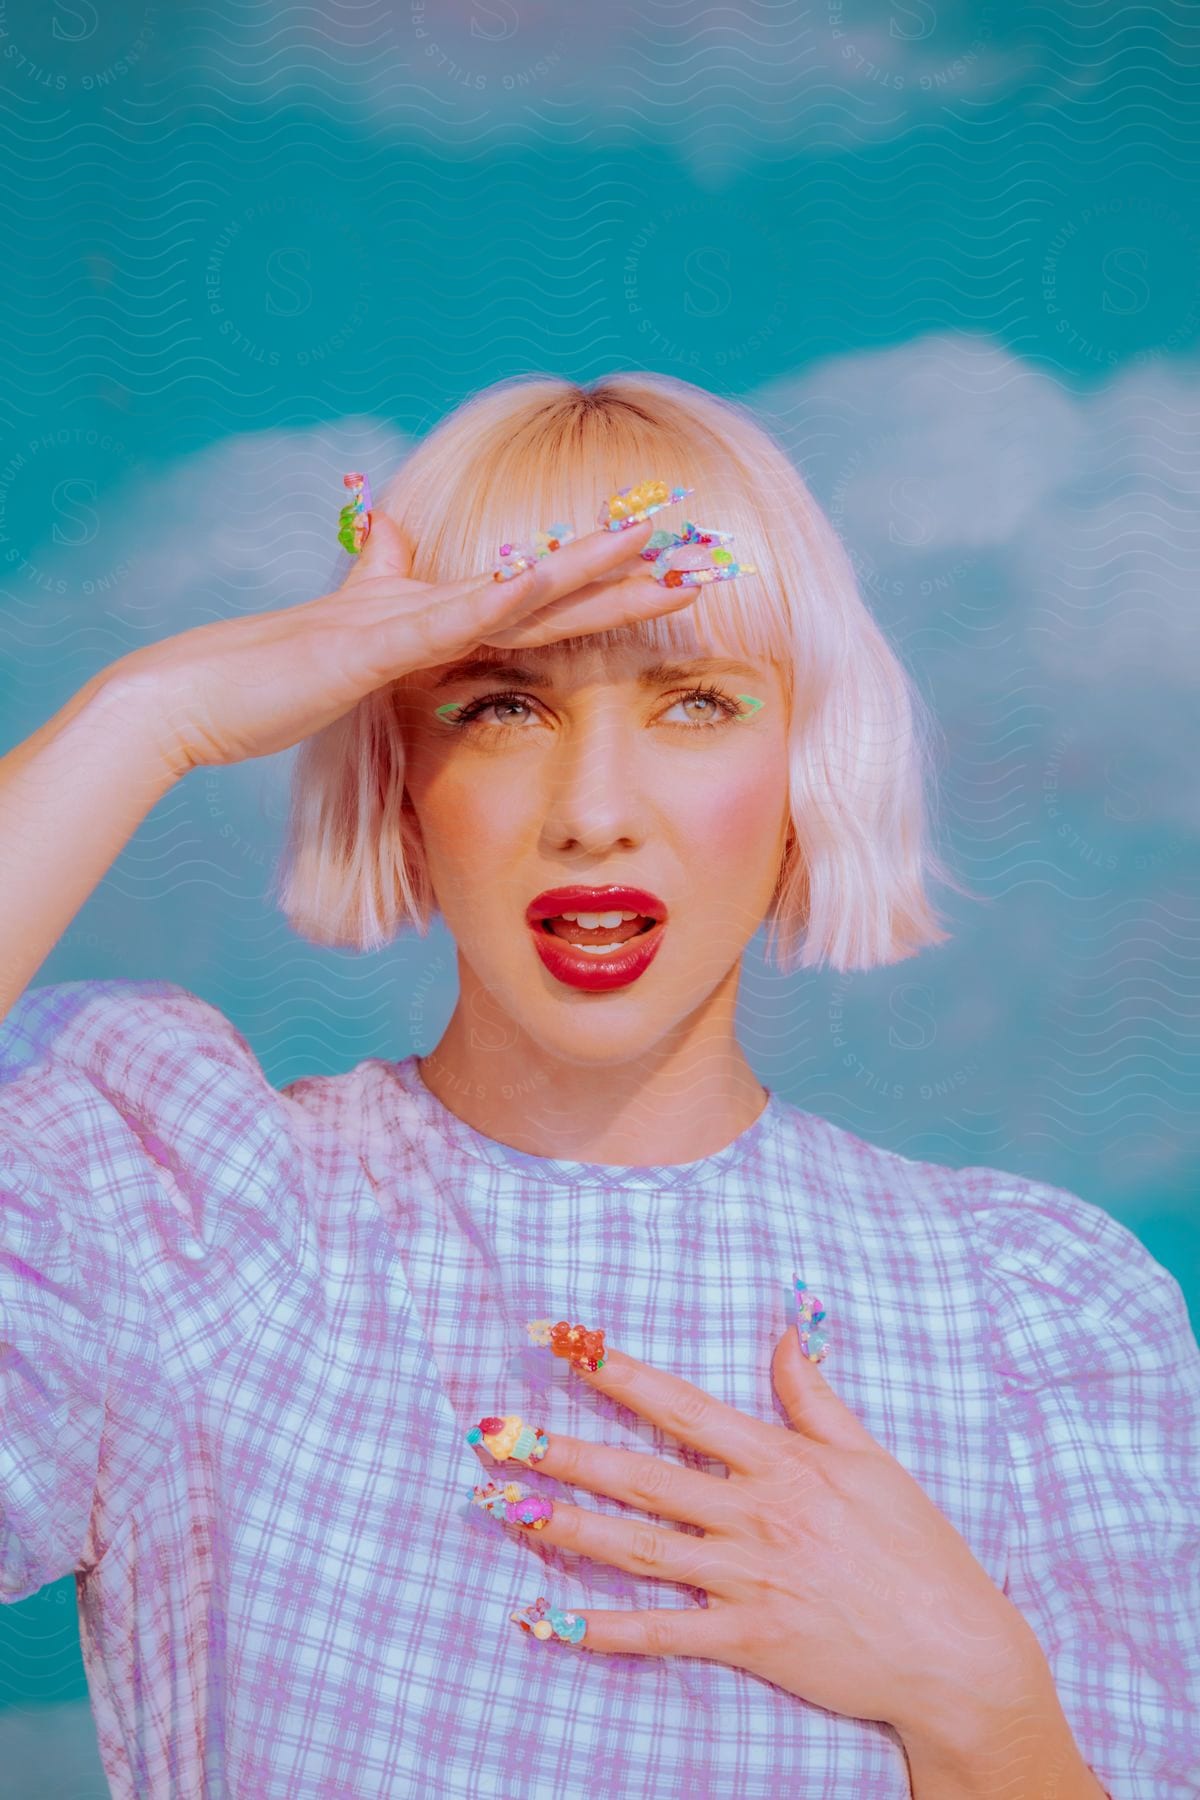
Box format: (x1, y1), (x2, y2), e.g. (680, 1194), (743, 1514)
(492, 523), (575, 581)
(639, 521), (758, 589)
(509, 1595), (588, 1646)
(337, 471), (372, 555)
(793, 1273), (830, 1363)
(466, 1413), (550, 1465)
(526, 1318), (607, 1373)
(469, 1479), (554, 1531)
(596, 479), (692, 531)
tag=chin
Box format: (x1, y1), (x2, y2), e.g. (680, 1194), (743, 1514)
(452, 932), (737, 1069)
(521, 1022), (676, 1072)
(507, 977), (714, 1071)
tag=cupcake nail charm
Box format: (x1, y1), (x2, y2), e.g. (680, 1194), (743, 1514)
(467, 1413), (550, 1466)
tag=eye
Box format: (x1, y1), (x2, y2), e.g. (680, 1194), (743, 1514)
(437, 689), (543, 730)
(436, 683), (748, 733)
(659, 685), (743, 727)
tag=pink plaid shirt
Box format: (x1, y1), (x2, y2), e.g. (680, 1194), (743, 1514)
(2, 979), (1197, 1798)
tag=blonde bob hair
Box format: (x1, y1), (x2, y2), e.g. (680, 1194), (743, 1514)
(273, 371), (969, 974)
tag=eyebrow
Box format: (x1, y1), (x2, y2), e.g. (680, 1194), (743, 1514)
(429, 655), (764, 692)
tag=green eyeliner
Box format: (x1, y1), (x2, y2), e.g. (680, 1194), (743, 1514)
(436, 695), (763, 721)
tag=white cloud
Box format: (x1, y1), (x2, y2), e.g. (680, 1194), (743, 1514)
(754, 332), (1200, 835)
(758, 332), (1200, 690)
(1010, 357), (1200, 688)
(97, 415), (412, 642)
(757, 331), (1088, 554)
(169, 1), (1030, 178)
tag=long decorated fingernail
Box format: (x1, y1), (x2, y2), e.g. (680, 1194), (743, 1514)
(337, 471), (372, 554)
(468, 1479), (554, 1530)
(526, 1318), (607, 1373)
(510, 1595), (588, 1646)
(639, 520), (758, 588)
(793, 1272), (830, 1363)
(492, 523), (575, 581)
(466, 1413), (550, 1465)
(596, 479), (692, 531)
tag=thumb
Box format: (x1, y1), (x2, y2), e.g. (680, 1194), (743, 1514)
(771, 1317), (833, 1429)
(770, 1290), (870, 1451)
(341, 508), (416, 588)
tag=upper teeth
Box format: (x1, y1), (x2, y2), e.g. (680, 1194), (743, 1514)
(555, 909), (640, 928)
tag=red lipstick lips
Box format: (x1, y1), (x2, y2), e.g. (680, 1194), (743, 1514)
(525, 885), (668, 992)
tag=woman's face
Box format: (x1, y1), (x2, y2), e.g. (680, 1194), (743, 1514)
(397, 638), (792, 1068)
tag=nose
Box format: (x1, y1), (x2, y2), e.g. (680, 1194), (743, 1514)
(538, 697), (650, 855)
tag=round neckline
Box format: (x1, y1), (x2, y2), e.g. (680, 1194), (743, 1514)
(386, 1054), (785, 1191)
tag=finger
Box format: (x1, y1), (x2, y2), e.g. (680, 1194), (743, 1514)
(514, 1604), (732, 1664)
(511, 516), (659, 610)
(536, 1500), (718, 1593)
(480, 564), (701, 651)
(339, 510), (415, 588)
(571, 1346), (780, 1477)
(533, 1432), (740, 1533)
(364, 522), (659, 673)
(418, 517), (656, 612)
(770, 1324), (877, 1454)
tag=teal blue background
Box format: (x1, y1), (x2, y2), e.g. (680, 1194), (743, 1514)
(2, 2), (1198, 1789)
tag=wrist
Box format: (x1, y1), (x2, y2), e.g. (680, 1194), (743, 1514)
(93, 657), (197, 787)
(894, 1618), (1107, 1800)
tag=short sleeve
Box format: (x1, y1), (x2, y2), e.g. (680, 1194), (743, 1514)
(0, 1136), (112, 1601)
(0, 979), (227, 1602)
(976, 1177), (1200, 1800)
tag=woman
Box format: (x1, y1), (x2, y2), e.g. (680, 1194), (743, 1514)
(0, 373), (1195, 1799)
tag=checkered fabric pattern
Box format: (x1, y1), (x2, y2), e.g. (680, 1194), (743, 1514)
(2, 980), (1197, 1798)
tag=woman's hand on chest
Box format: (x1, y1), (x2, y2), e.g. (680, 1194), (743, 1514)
(476, 1321), (1039, 1742)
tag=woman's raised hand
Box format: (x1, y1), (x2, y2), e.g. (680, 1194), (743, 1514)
(109, 511), (694, 776)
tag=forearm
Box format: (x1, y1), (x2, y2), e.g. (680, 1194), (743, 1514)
(0, 663), (183, 1020)
(897, 1629), (1111, 1800)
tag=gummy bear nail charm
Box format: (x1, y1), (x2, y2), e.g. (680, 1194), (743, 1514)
(469, 1480), (554, 1530)
(510, 1595), (588, 1647)
(793, 1273), (830, 1363)
(337, 471), (372, 555)
(596, 479), (692, 531)
(467, 1413), (550, 1465)
(526, 1318), (607, 1373)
